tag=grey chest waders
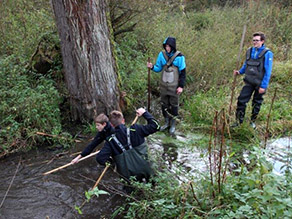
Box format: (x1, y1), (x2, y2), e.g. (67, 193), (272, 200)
(160, 51), (180, 92)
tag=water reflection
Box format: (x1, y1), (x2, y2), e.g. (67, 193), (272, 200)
(149, 133), (208, 182)
(266, 136), (291, 175)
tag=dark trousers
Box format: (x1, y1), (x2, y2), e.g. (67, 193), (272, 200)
(161, 88), (179, 118)
(236, 83), (265, 123)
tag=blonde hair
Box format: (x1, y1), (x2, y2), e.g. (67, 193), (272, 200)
(109, 110), (124, 127)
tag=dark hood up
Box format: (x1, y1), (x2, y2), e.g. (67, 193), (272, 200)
(163, 37), (176, 53)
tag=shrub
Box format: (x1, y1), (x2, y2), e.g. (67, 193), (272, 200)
(0, 56), (63, 155)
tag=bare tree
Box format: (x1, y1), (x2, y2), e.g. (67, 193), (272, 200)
(51, 0), (120, 121)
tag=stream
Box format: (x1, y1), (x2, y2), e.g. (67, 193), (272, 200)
(0, 141), (125, 219)
(266, 136), (291, 175)
(0, 134), (290, 218)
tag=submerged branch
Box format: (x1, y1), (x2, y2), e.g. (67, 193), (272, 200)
(0, 157), (21, 208)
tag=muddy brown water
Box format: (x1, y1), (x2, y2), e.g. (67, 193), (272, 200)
(0, 141), (125, 219)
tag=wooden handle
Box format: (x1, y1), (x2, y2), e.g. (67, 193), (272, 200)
(43, 150), (100, 175)
(92, 164), (110, 189)
(148, 57), (151, 112)
(131, 115), (139, 125)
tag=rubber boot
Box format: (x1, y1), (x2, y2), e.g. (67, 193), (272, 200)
(231, 111), (244, 128)
(169, 118), (176, 135)
(160, 117), (169, 131)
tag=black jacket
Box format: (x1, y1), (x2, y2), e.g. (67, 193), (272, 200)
(96, 111), (160, 165)
(81, 122), (115, 157)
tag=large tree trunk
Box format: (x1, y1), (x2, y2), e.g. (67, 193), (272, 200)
(51, 0), (120, 121)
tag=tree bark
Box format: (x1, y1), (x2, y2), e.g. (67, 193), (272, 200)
(51, 0), (120, 121)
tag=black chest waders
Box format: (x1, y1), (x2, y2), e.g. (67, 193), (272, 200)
(112, 128), (153, 181)
(244, 47), (269, 88)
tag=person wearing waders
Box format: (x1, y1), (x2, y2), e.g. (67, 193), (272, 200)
(232, 32), (273, 129)
(147, 37), (186, 135)
(95, 108), (160, 185)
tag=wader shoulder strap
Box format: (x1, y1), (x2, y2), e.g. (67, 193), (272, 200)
(246, 47), (269, 60)
(167, 51), (180, 66)
(162, 50), (169, 61)
(126, 128), (132, 149)
(162, 50), (181, 66)
(112, 135), (126, 152)
(258, 48), (269, 58)
(246, 47), (252, 60)
(111, 128), (133, 152)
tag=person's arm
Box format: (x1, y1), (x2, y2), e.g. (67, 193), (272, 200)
(260, 51), (273, 90)
(177, 68), (186, 94)
(178, 68), (186, 88)
(95, 142), (113, 166)
(71, 122), (113, 164)
(239, 61), (247, 74)
(147, 52), (165, 72)
(71, 134), (102, 164)
(134, 108), (160, 137)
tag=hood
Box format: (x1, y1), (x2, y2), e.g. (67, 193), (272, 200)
(163, 37), (176, 52)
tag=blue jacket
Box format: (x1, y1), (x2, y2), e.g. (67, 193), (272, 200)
(239, 45), (273, 89)
(152, 37), (186, 88)
(152, 51), (186, 72)
(96, 111), (160, 165)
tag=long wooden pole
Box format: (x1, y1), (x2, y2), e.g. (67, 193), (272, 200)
(78, 164), (111, 210)
(147, 57), (151, 112)
(92, 164), (110, 189)
(264, 88), (277, 149)
(43, 150), (100, 175)
(208, 111), (217, 198)
(228, 24), (247, 119)
(131, 115), (139, 126)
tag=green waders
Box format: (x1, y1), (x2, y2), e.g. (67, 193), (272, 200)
(112, 128), (153, 181)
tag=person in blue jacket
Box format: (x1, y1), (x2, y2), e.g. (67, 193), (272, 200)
(233, 32), (273, 128)
(147, 37), (186, 135)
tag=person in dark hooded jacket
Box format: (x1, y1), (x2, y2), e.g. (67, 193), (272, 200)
(147, 37), (186, 135)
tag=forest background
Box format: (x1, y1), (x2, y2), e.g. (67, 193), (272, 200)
(0, 0), (292, 218)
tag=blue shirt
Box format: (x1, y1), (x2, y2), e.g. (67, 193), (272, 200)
(239, 45), (273, 89)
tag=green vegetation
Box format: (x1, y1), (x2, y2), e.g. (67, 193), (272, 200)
(114, 1), (292, 218)
(0, 0), (69, 156)
(0, 0), (291, 218)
